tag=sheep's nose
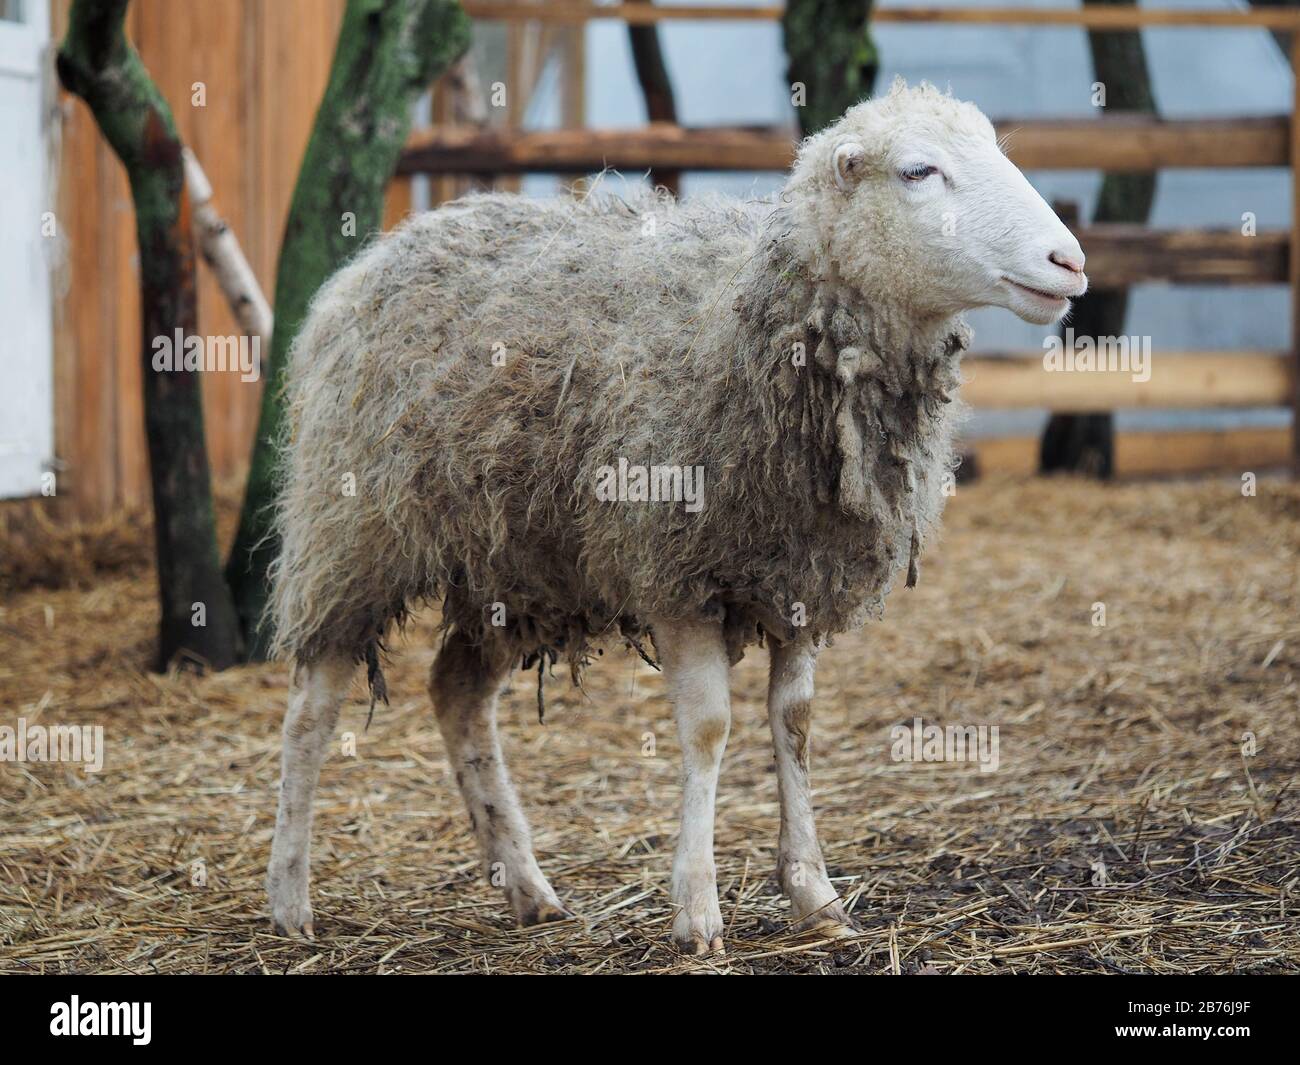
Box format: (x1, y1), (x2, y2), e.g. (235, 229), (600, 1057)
(1049, 249), (1086, 274)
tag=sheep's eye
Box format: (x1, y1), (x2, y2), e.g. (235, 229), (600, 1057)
(901, 164), (938, 183)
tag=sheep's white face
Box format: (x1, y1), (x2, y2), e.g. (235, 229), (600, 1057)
(798, 85), (1088, 326)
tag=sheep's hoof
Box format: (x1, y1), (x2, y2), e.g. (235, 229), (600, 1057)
(509, 878), (573, 927)
(270, 907), (315, 940)
(267, 869), (315, 939)
(675, 934), (726, 956)
(671, 893), (725, 956)
(791, 906), (859, 940)
(518, 900), (572, 927)
(799, 918), (859, 940)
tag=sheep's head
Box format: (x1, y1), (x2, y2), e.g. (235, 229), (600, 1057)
(788, 81), (1087, 326)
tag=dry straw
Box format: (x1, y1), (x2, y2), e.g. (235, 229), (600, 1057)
(1, 477), (1297, 973)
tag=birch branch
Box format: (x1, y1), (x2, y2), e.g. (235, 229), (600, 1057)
(182, 147), (273, 344)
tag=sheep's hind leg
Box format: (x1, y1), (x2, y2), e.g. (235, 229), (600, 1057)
(768, 637), (855, 936)
(267, 652), (355, 937)
(653, 616), (732, 955)
(430, 630), (567, 927)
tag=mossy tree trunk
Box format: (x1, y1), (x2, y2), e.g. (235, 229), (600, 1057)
(58, 0), (240, 671)
(627, 0), (681, 194)
(1040, 0), (1157, 477)
(782, 0), (879, 136)
(225, 0), (471, 659)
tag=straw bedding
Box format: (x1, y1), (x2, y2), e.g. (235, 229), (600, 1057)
(1, 476), (1296, 973)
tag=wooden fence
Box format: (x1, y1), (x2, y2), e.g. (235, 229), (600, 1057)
(401, 2), (1300, 476)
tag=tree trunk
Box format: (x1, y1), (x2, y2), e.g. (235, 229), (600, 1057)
(57, 0), (239, 671)
(782, 0), (879, 136)
(627, 0), (680, 194)
(225, 0), (470, 659)
(1040, 0), (1157, 477)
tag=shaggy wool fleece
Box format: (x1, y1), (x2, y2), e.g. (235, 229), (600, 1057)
(270, 151), (968, 693)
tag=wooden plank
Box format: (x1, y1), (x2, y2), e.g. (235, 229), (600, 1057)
(399, 123), (791, 174)
(180, 0), (245, 483)
(1077, 226), (1287, 287)
(51, 0), (121, 517)
(879, 7), (1300, 31)
(1116, 426), (1292, 476)
(967, 426), (1292, 477)
(961, 435), (1038, 476)
(464, 3), (781, 23)
(383, 174), (414, 230)
(1000, 116), (1287, 171)
(399, 116), (1290, 175)
(561, 25), (586, 131)
(962, 353), (1292, 412)
(430, 78), (456, 206)
(461, 3), (1300, 31)
(559, 23), (586, 190)
(503, 18), (524, 194)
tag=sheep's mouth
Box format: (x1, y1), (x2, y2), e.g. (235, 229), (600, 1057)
(1001, 277), (1076, 307)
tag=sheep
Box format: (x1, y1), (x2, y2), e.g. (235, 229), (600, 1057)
(265, 80), (1087, 952)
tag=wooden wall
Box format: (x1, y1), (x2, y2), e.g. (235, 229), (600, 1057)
(51, 0), (348, 518)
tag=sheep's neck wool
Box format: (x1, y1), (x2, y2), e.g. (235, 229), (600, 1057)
(726, 224), (968, 643)
(270, 191), (968, 690)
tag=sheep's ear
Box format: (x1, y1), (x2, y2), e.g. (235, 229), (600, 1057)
(832, 142), (866, 192)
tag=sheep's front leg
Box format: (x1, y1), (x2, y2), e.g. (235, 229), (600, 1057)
(267, 652), (355, 937)
(653, 616), (731, 954)
(430, 630), (567, 927)
(768, 637), (854, 935)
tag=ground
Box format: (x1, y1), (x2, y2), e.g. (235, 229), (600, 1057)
(1, 477), (1297, 974)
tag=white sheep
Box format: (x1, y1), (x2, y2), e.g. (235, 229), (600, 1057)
(265, 81), (1086, 952)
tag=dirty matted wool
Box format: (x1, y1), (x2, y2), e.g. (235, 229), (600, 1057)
(268, 186), (967, 689)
